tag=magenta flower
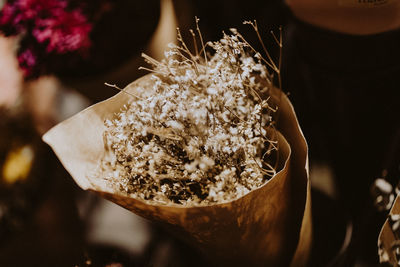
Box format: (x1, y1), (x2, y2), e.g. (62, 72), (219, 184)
(33, 9), (92, 53)
(0, 0), (93, 78)
(17, 47), (37, 77)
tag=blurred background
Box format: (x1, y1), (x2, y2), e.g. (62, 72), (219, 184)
(0, 0), (399, 266)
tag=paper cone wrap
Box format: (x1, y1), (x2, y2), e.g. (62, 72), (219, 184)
(43, 74), (312, 266)
(379, 194), (400, 265)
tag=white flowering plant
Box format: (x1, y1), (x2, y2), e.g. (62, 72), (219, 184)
(99, 21), (282, 205)
(43, 20), (311, 266)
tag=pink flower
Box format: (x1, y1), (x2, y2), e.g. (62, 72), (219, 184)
(33, 8), (92, 53)
(0, 0), (94, 78)
(17, 47), (37, 77)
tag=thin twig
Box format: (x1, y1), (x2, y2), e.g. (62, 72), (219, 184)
(104, 83), (145, 100)
(195, 16), (208, 67)
(190, 29), (199, 58)
(244, 20), (278, 72)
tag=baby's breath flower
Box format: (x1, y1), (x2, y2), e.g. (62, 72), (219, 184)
(99, 26), (279, 205)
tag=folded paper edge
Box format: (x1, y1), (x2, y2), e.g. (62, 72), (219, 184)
(281, 91), (312, 267)
(42, 113), (92, 190)
(41, 76), (151, 190)
(378, 194), (400, 264)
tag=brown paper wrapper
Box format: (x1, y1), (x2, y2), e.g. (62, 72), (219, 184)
(43, 75), (312, 266)
(378, 194), (400, 265)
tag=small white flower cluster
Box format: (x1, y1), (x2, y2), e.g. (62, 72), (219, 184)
(100, 28), (278, 205)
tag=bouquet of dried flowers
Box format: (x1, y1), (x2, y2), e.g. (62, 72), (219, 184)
(375, 132), (400, 266)
(43, 21), (311, 266)
(379, 194), (400, 266)
(99, 27), (280, 205)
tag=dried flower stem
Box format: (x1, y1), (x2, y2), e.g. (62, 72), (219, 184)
(104, 83), (144, 100)
(244, 20), (278, 73)
(195, 16), (208, 66)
